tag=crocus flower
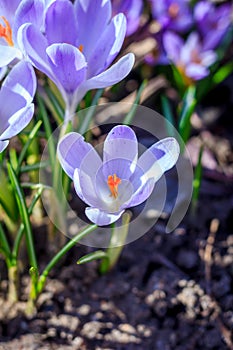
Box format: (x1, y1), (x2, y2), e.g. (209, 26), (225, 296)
(0, 61), (36, 152)
(19, 0), (135, 121)
(112, 0), (143, 36)
(57, 125), (179, 226)
(0, 0), (50, 68)
(163, 31), (217, 85)
(150, 0), (193, 33)
(194, 1), (232, 50)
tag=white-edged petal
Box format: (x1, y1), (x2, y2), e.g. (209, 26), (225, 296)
(85, 207), (124, 226)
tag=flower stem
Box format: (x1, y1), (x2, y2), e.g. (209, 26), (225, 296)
(100, 212), (131, 274)
(8, 265), (18, 303)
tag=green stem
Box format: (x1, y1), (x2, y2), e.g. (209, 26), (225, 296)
(100, 212), (131, 274)
(37, 224), (97, 295)
(8, 265), (19, 303)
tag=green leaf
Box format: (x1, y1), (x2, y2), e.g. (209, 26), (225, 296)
(0, 166), (18, 222)
(0, 223), (11, 263)
(12, 186), (47, 262)
(16, 120), (42, 174)
(36, 93), (56, 168)
(161, 95), (176, 137)
(42, 85), (64, 125)
(7, 163), (38, 270)
(178, 86), (196, 146)
(78, 89), (104, 135)
(213, 62), (233, 85)
(123, 80), (147, 125)
(20, 160), (50, 173)
(192, 145), (203, 204)
(77, 250), (108, 265)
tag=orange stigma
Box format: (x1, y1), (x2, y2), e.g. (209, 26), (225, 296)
(78, 44), (84, 53)
(0, 16), (13, 46)
(107, 174), (121, 199)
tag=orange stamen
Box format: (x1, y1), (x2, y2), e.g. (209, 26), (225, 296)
(78, 44), (84, 53)
(107, 174), (121, 199)
(0, 16), (13, 46)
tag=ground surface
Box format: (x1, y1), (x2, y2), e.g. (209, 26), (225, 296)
(0, 76), (233, 350)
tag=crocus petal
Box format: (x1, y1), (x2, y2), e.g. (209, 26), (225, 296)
(0, 66), (7, 80)
(57, 132), (102, 179)
(119, 0), (143, 36)
(185, 63), (209, 80)
(82, 53), (135, 93)
(103, 125), (138, 166)
(0, 104), (34, 140)
(0, 46), (22, 68)
(163, 32), (183, 63)
(85, 207), (124, 226)
(194, 1), (210, 24)
(200, 51), (217, 67)
(75, 0), (112, 60)
(124, 175), (155, 208)
(14, 0), (45, 39)
(46, 43), (87, 95)
(18, 23), (54, 81)
(2, 60), (36, 100)
(120, 164), (155, 209)
(137, 137), (180, 183)
(0, 61), (36, 133)
(180, 32), (200, 64)
(45, 0), (77, 45)
(73, 168), (101, 208)
(0, 140), (9, 153)
(87, 13), (126, 77)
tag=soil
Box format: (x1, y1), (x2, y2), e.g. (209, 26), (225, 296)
(0, 77), (233, 350)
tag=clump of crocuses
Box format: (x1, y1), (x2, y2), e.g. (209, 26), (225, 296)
(19, 0), (135, 121)
(147, 0), (232, 82)
(58, 125), (180, 225)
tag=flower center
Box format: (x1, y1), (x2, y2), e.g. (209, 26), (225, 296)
(107, 174), (121, 199)
(191, 49), (202, 64)
(168, 3), (180, 18)
(0, 16), (13, 46)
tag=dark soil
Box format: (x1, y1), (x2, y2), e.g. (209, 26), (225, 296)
(0, 79), (233, 350)
(0, 168), (233, 349)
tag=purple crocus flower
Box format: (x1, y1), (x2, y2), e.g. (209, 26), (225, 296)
(150, 0), (193, 33)
(112, 0), (143, 36)
(194, 1), (232, 50)
(163, 31), (217, 84)
(19, 0), (135, 121)
(57, 125), (179, 226)
(0, 61), (36, 152)
(0, 0), (50, 68)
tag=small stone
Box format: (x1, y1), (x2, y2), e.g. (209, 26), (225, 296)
(77, 304), (91, 316)
(118, 323), (137, 334)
